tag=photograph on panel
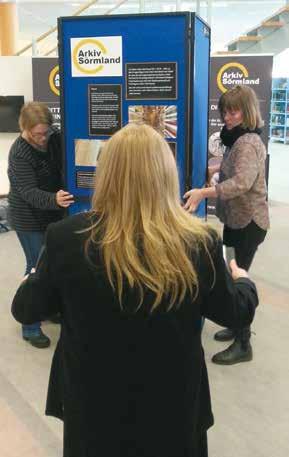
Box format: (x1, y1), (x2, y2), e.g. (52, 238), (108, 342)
(75, 139), (105, 167)
(128, 105), (177, 138)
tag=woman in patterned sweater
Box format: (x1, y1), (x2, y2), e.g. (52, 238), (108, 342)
(8, 102), (74, 348)
(184, 86), (269, 365)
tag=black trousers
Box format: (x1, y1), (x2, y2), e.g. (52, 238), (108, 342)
(223, 221), (267, 345)
(193, 432), (208, 457)
(223, 220), (266, 269)
(235, 243), (257, 271)
(224, 244), (256, 345)
(199, 432), (208, 457)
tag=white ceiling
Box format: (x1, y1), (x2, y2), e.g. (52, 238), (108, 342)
(14, 0), (287, 53)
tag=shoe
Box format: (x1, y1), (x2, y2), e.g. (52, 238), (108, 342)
(214, 328), (235, 342)
(48, 314), (61, 324)
(212, 339), (253, 365)
(23, 330), (51, 348)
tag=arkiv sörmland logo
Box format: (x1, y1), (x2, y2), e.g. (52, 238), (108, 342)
(73, 38), (108, 75)
(71, 36), (122, 77)
(49, 65), (60, 96)
(217, 62), (259, 93)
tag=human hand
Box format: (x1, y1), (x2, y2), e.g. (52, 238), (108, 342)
(56, 190), (74, 208)
(230, 259), (249, 280)
(21, 268), (35, 284)
(183, 188), (204, 212)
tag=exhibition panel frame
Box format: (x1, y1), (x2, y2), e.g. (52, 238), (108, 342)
(58, 12), (210, 217)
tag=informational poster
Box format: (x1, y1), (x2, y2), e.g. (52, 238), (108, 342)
(208, 55), (273, 214)
(76, 170), (96, 189)
(75, 139), (105, 166)
(126, 62), (177, 100)
(32, 58), (60, 128)
(59, 13), (210, 216)
(88, 84), (121, 136)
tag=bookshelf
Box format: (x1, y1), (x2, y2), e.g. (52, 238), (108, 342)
(270, 77), (289, 144)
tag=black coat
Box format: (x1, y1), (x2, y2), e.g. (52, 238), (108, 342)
(11, 213), (258, 457)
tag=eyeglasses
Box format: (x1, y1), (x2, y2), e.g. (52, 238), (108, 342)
(29, 129), (50, 140)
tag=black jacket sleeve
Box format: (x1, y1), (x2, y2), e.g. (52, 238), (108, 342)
(11, 230), (60, 324)
(201, 237), (258, 328)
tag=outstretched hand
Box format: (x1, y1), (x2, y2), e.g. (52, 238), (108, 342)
(230, 259), (249, 280)
(183, 189), (203, 212)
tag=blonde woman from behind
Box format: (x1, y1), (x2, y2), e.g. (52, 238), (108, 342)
(12, 123), (258, 457)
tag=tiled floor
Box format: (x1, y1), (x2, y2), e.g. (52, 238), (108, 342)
(0, 141), (288, 457)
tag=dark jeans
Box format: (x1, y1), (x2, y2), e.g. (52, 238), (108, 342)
(16, 231), (45, 337)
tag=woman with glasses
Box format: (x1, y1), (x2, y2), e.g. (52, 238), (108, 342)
(8, 102), (74, 348)
(12, 124), (258, 457)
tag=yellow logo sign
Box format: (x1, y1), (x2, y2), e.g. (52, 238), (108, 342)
(73, 38), (108, 75)
(217, 62), (252, 93)
(71, 36), (122, 77)
(49, 65), (60, 96)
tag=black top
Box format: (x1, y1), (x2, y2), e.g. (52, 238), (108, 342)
(11, 213), (258, 457)
(7, 130), (63, 231)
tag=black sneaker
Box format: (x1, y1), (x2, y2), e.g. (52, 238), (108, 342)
(212, 340), (253, 365)
(23, 330), (51, 348)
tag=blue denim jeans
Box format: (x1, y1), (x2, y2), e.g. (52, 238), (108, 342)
(16, 231), (45, 337)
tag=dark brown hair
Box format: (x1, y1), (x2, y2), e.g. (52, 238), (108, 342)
(218, 85), (264, 130)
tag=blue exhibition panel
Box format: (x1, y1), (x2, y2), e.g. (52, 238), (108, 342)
(191, 16), (210, 218)
(58, 12), (210, 216)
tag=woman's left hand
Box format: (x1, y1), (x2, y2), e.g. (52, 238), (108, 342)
(183, 189), (204, 212)
(21, 268), (35, 284)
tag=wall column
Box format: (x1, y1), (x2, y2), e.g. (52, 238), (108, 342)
(139, 0), (145, 13)
(206, 0), (212, 26)
(0, 0), (18, 55)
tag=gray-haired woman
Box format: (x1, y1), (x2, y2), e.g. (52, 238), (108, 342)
(8, 102), (74, 348)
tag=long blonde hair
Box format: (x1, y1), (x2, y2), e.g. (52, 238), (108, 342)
(87, 123), (215, 311)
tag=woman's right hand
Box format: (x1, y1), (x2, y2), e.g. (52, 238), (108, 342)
(183, 188), (204, 212)
(230, 259), (249, 280)
(56, 190), (74, 208)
